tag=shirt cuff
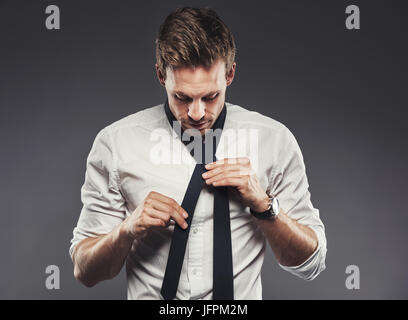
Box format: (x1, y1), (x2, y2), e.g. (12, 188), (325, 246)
(277, 232), (326, 281)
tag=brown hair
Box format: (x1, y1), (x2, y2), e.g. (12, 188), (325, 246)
(155, 7), (236, 79)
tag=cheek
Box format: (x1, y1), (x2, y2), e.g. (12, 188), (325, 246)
(209, 98), (226, 116)
(208, 103), (220, 115)
(168, 98), (186, 119)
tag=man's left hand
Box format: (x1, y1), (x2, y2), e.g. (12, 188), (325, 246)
(202, 157), (270, 212)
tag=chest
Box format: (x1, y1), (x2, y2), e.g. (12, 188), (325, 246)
(115, 128), (271, 216)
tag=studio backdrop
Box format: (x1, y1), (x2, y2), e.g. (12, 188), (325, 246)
(0, 0), (407, 299)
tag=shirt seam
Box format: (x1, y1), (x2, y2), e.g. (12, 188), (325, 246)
(266, 124), (293, 197)
(107, 106), (167, 135)
(104, 126), (121, 191)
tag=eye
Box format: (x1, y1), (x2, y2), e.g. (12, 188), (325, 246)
(174, 94), (191, 103)
(202, 93), (219, 102)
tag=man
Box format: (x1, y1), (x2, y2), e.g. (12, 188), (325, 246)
(70, 7), (326, 300)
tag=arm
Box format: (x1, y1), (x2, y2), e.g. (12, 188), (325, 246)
(70, 128), (189, 287)
(72, 191), (189, 287)
(249, 196), (318, 267)
(203, 127), (326, 279)
(203, 159), (318, 267)
(72, 223), (133, 287)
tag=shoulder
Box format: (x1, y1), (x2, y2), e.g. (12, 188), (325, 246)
(226, 102), (296, 144)
(94, 103), (166, 139)
(107, 104), (165, 133)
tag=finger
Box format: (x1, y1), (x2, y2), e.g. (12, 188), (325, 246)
(147, 207), (186, 229)
(150, 200), (188, 229)
(205, 168), (251, 185)
(148, 191), (189, 219)
(212, 176), (245, 187)
(145, 206), (172, 224)
(165, 197), (188, 219)
(205, 157), (250, 169)
(236, 157), (250, 165)
(202, 163), (243, 179)
(141, 215), (166, 228)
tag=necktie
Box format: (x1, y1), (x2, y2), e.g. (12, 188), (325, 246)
(160, 100), (234, 300)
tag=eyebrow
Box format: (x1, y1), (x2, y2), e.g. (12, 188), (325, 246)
(174, 90), (220, 98)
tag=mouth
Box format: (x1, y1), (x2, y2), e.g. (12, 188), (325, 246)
(188, 121), (208, 130)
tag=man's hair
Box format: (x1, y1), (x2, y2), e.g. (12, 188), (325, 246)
(155, 7), (236, 79)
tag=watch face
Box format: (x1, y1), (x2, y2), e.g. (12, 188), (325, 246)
(271, 198), (279, 215)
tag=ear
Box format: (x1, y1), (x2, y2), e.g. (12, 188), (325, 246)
(155, 64), (166, 87)
(226, 62), (236, 86)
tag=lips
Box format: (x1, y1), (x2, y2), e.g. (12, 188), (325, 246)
(189, 122), (207, 129)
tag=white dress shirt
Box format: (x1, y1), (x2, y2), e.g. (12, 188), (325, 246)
(69, 102), (327, 300)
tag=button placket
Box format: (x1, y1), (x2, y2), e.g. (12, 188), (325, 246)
(187, 215), (204, 297)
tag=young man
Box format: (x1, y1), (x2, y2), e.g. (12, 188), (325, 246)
(70, 7), (326, 300)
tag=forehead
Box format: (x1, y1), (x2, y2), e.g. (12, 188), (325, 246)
(166, 59), (226, 96)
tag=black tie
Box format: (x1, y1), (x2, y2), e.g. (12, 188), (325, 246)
(161, 100), (234, 300)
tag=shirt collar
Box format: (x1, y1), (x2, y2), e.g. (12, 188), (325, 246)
(163, 99), (227, 144)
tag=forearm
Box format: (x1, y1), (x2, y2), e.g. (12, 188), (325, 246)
(255, 209), (318, 267)
(72, 191), (190, 287)
(72, 222), (134, 287)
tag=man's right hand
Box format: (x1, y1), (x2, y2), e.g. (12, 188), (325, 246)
(122, 191), (189, 240)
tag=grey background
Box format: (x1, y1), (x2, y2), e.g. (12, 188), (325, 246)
(0, 0), (407, 299)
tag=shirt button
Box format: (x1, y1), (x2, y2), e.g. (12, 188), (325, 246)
(192, 269), (201, 276)
(193, 228), (198, 234)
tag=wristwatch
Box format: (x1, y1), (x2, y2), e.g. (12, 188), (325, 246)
(250, 196), (280, 220)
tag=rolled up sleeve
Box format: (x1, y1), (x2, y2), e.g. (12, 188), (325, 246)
(69, 128), (126, 260)
(268, 126), (327, 281)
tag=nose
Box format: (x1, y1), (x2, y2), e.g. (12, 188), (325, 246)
(188, 100), (205, 122)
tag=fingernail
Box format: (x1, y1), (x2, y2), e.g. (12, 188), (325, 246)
(183, 222), (188, 229)
(183, 211), (188, 218)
